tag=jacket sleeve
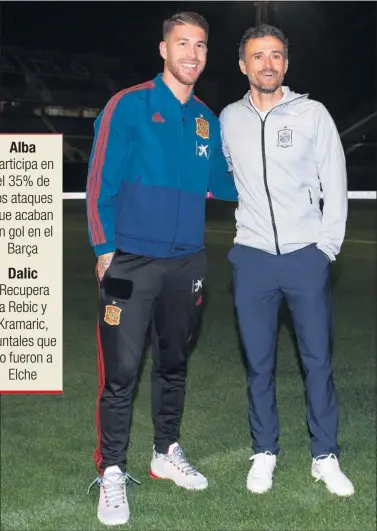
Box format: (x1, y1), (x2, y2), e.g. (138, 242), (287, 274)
(314, 104), (348, 261)
(86, 94), (134, 257)
(207, 116), (238, 201)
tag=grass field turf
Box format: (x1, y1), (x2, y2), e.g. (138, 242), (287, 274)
(1, 199), (376, 530)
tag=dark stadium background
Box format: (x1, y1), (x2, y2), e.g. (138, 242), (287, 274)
(0, 1), (375, 193)
(1, 4), (376, 530)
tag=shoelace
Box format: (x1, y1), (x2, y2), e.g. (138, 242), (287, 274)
(87, 471), (140, 496)
(164, 448), (199, 476)
(249, 452), (275, 478)
(313, 453), (339, 481)
(101, 474), (125, 508)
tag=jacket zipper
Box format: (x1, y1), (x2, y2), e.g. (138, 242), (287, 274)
(170, 104), (185, 251)
(308, 189), (312, 204)
(249, 95), (307, 256)
(260, 115), (280, 254)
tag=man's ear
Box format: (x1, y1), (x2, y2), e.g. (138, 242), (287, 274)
(284, 58), (289, 74)
(239, 59), (247, 76)
(159, 41), (167, 60)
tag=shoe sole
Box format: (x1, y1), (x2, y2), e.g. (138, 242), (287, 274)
(311, 470), (355, 497)
(247, 483), (273, 494)
(97, 513), (130, 526)
(149, 470), (208, 491)
(247, 487), (272, 494)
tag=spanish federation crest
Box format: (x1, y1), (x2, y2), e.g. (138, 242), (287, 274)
(104, 303), (122, 326)
(277, 127), (293, 148)
(195, 116), (210, 139)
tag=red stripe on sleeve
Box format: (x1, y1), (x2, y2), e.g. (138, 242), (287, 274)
(88, 81), (155, 247)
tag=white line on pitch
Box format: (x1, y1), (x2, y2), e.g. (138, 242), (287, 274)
(205, 228), (376, 245)
(344, 238), (377, 245)
(66, 224), (376, 245)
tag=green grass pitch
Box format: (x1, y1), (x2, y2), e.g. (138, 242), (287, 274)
(1, 200), (376, 530)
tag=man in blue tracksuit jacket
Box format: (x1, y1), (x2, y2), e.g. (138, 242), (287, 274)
(86, 12), (237, 526)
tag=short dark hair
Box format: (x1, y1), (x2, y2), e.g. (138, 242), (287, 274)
(239, 24), (288, 61)
(163, 12), (209, 41)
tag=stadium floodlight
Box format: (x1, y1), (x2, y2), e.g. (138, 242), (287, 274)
(254, 1), (270, 25)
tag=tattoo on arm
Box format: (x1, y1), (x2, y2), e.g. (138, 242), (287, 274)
(97, 252), (115, 281)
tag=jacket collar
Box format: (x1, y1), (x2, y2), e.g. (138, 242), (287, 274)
(153, 73), (195, 106)
(241, 86), (308, 111)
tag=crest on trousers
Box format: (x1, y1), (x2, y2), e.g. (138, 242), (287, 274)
(277, 128), (293, 148)
(195, 116), (210, 139)
(104, 304), (122, 326)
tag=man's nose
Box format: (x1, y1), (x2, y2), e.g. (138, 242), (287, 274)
(186, 45), (197, 59)
(264, 57), (273, 69)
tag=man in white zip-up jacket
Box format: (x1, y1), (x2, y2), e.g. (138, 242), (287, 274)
(220, 24), (354, 497)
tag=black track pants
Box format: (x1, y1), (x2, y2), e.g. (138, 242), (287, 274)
(94, 249), (207, 473)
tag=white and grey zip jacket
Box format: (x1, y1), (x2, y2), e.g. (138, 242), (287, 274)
(219, 87), (348, 261)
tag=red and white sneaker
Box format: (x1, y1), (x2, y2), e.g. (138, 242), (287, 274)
(149, 442), (208, 490)
(88, 465), (140, 526)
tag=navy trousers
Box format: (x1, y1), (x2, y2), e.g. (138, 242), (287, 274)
(229, 243), (339, 458)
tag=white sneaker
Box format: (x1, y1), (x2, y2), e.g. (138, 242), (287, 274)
(90, 466), (130, 526)
(312, 454), (355, 496)
(247, 451), (276, 494)
(149, 442), (208, 490)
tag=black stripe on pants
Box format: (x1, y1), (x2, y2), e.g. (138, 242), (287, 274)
(94, 249), (207, 473)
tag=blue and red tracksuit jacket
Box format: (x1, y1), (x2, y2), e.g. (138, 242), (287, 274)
(86, 73), (237, 258)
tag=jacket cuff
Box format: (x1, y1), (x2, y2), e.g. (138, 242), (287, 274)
(93, 241), (116, 257)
